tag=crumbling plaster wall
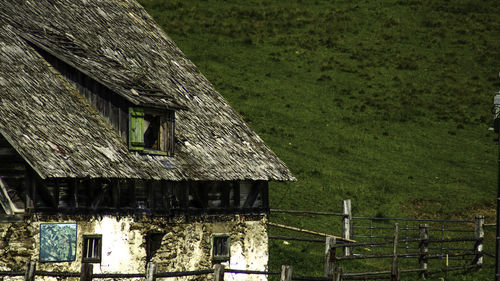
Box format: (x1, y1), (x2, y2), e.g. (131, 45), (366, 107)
(0, 215), (268, 281)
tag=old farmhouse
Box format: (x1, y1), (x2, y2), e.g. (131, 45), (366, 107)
(0, 0), (294, 279)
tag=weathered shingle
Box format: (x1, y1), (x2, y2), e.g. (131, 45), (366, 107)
(0, 0), (295, 182)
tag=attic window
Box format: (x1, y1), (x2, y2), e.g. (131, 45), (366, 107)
(129, 108), (175, 156)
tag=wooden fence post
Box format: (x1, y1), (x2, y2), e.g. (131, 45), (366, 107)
(214, 264), (225, 281)
(24, 260), (35, 281)
(146, 262), (157, 281)
(419, 224), (429, 280)
(391, 223), (400, 281)
(80, 263), (93, 281)
(342, 199), (352, 256)
(474, 214), (484, 266)
(281, 265), (292, 281)
(334, 267), (343, 281)
(324, 236), (336, 277)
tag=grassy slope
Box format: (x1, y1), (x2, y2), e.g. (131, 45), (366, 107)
(139, 0), (500, 279)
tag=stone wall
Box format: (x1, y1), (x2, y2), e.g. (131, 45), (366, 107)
(0, 215), (268, 281)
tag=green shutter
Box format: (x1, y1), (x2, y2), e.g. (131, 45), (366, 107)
(129, 107), (144, 150)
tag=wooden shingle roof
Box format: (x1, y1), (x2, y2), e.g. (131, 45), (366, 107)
(0, 0), (295, 181)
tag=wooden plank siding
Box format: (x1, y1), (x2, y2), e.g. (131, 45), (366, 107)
(32, 46), (130, 143)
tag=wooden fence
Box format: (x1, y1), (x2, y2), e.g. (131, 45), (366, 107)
(0, 261), (339, 281)
(269, 199), (485, 280)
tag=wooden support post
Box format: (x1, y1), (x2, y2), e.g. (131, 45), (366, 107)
(419, 224), (429, 280)
(281, 265), (293, 281)
(391, 223), (400, 281)
(324, 236), (336, 277)
(80, 263), (93, 281)
(334, 267), (343, 281)
(474, 214), (485, 266)
(146, 262), (157, 281)
(25, 171), (34, 210)
(342, 199), (352, 256)
(214, 264), (225, 281)
(24, 260), (35, 281)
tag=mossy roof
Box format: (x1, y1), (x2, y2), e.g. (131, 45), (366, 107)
(0, 0), (295, 181)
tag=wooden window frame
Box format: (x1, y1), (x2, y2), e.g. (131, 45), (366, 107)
(82, 235), (102, 263)
(128, 107), (175, 156)
(212, 234), (230, 262)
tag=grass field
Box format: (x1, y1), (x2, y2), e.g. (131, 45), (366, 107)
(139, 0), (500, 279)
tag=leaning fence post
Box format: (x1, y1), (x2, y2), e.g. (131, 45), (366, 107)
(281, 265), (293, 281)
(419, 224), (429, 280)
(473, 214), (484, 267)
(342, 199), (352, 256)
(24, 260), (36, 281)
(146, 262), (157, 281)
(391, 223), (400, 281)
(324, 236), (336, 277)
(80, 263), (93, 281)
(214, 264), (225, 281)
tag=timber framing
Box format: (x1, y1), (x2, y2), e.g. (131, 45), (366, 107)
(28, 179), (269, 216)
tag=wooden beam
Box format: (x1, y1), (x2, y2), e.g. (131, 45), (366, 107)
(474, 215), (485, 266)
(24, 260), (36, 281)
(324, 236), (336, 278)
(280, 265), (292, 281)
(80, 263), (93, 281)
(0, 177), (25, 214)
(342, 199), (352, 256)
(112, 180), (119, 209)
(391, 223), (400, 281)
(257, 181), (268, 209)
(214, 264), (225, 281)
(25, 170), (34, 210)
(146, 262), (157, 281)
(268, 222), (356, 243)
(419, 224), (429, 280)
(73, 179), (79, 208)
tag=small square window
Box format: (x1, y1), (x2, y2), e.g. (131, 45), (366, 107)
(82, 235), (102, 263)
(212, 234), (230, 262)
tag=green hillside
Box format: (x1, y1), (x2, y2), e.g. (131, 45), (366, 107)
(139, 0), (500, 279)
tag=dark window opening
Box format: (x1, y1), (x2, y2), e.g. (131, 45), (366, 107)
(144, 114), (161, 150)
(76, 180), (113, 209)
(188, 182), (206, 209)
(82, 235), (102, 263)
(212, 234), (230, 262)
(135, 180), (148, 210)
(119, 180), (134, 209)
(207, 182), (223, 208)
(146, 233), (164, 262)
